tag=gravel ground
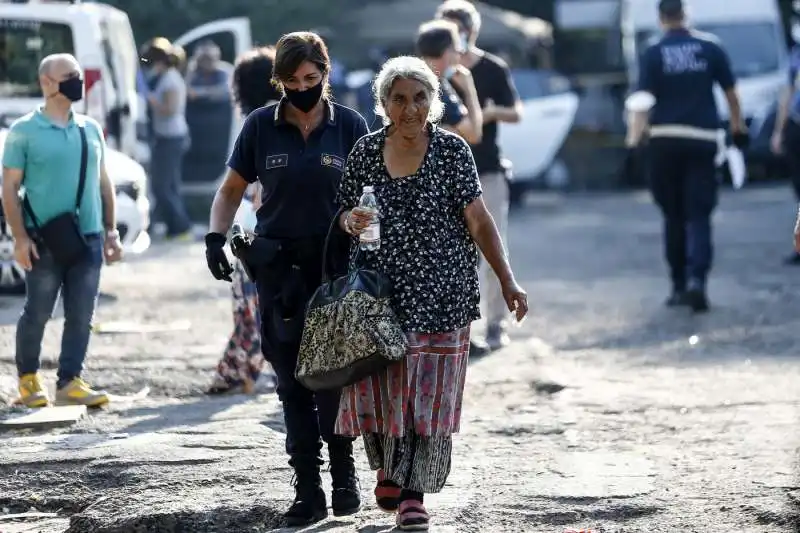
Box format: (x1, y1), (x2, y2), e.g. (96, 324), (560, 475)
(0, 185), (799, 532)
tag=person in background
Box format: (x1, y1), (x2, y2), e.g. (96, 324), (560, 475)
(415, 19), (482, 144)
(625, 0), (744, 312)
(186, 40), (231, 103)
(334, 56), (528, 531)
(204, 32), (368, 526)
(207, 46), (282, 396)
(771, 17), (800, 265)
(437, 0), (523, 353)
(140, 38), (193, 241)
(2, 54), (123, 408)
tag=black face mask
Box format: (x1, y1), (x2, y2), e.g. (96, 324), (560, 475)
(58, 77), (84, 102)
(284, 81), (323, 113)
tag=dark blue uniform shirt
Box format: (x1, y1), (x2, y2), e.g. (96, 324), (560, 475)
(638, 28), (735, 132)
(227, 99), (368, 239)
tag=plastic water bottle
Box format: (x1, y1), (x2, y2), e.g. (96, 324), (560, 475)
(358, 185), (380, 251)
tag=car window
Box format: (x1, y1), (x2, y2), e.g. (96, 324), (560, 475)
(512, 69), (572, 100)
(0, 19), (74, 97)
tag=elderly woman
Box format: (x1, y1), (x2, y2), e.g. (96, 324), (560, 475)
(334, 56), (528, 531)
(207, 46), (282, 395)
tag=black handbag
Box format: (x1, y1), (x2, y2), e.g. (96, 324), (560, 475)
(22, 125), (89, 268)
(295, 208), (407, 391)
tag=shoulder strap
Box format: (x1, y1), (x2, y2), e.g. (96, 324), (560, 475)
(21, 123), (88, 231)
(75, 124), (88, 212)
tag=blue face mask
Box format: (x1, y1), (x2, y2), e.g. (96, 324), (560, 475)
(443, 65), (456, 79)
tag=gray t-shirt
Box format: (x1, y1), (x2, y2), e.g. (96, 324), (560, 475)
(151, 67), (188, 138)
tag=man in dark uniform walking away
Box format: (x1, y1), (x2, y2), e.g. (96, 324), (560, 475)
(626, 0), (746, 313)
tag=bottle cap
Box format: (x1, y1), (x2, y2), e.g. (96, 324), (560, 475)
(363, 185), (374, 193)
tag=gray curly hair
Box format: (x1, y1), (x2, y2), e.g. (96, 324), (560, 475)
(372, 56), (444, 126)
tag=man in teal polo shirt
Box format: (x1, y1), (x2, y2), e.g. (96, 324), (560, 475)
(1, 53), (123, 408)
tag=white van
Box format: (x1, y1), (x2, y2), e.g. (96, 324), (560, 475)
(622, 0), (789, 123)
(0, 1), (253, 196)
(0, 0), (140, 158)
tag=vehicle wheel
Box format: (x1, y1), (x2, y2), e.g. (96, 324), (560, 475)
(0, 211), (26, 294)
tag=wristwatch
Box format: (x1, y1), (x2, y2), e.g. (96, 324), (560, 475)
(106, 228), (120, 240)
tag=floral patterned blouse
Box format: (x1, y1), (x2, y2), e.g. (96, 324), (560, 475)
(337, 124), (482, 333)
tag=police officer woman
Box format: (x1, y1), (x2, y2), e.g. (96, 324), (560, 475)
(204, 32), (369, 526)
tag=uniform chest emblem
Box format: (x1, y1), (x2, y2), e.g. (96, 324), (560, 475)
(265, 154), (288, 169)
(321, 153), (344, 170)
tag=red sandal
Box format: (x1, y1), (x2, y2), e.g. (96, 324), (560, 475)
(396, 499), (429, 531)
(374, 469), (401, 513)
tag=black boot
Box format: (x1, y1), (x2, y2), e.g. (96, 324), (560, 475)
(285, 470), (328, 526)
(686, 279), (709, 313)
(329, 439), (362, 516)
(665, 290), (689, 307)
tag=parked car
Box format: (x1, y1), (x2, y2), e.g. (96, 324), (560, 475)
(0, 128), (150, 294)
(499, 69), (580, 204)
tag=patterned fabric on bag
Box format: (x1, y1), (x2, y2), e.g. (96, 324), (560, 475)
(296, 289), (407, 390)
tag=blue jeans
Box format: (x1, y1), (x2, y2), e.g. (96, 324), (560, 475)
(15, 234), (103, 389)
(150, 135), (192, 237)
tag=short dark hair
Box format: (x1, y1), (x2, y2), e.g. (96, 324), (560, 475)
(436, 0), (482, 35)
(272, 31), (330, 87)
(658, 0), (684, 20)
(416, 20), (459, 58)
(232, 46), (282, 115)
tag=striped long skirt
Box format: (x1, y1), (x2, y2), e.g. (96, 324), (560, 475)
(335, 326), (470, 493)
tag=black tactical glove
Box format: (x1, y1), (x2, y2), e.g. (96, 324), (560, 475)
(204, 232), (233, 281)
(731, 130), (750, 150)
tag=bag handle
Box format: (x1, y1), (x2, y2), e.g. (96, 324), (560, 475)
(22, 124), (88, 232)
(320, 207), (363, 283)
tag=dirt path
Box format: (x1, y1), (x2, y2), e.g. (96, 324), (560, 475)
(0, 186), (799, 532)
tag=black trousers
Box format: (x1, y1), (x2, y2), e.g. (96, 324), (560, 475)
(255, 235), (354, 476)
(648, 137), (718, 290)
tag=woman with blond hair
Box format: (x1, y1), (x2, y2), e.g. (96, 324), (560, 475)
(140, 37), (193, 240)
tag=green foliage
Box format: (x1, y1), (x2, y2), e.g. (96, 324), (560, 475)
(99, 0), (361, 48)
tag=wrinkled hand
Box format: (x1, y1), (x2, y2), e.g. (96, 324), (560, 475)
(501, 279), (528, 322)
(14, 236), (38, 271)
(104, 232), (123, 264)
(346, 207), (376, 235)
(204, 232), (233, 281)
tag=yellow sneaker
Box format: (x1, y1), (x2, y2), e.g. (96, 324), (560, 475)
(55, 378), (109, 407)
(17, 373), (50, 408)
